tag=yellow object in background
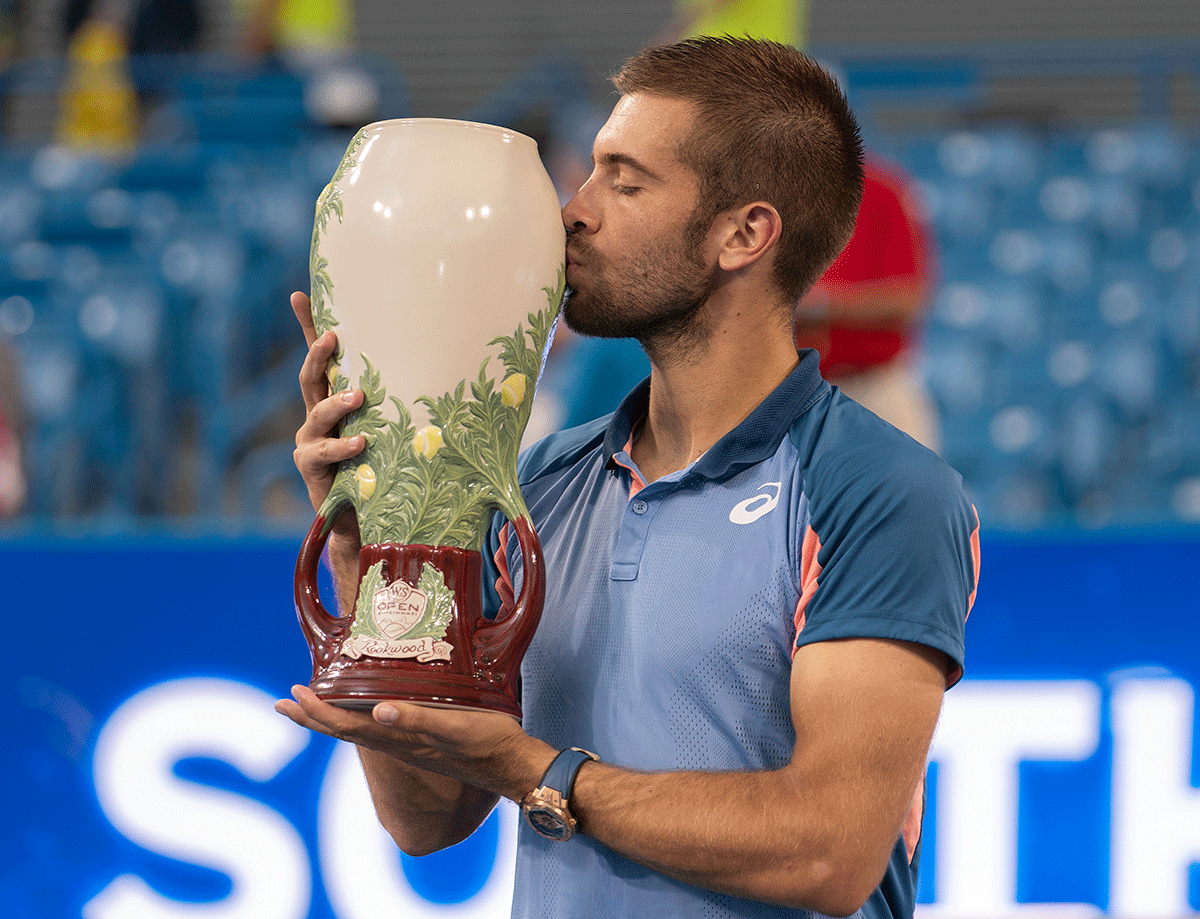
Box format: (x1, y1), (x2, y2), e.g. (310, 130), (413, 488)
(675, 0), (807, 46)
(55, 19), (140, 155)
(273, 0), (353, 55)
(233, 0), (355, 58)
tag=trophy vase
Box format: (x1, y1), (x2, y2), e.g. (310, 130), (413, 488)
(294, 118), (565, 718)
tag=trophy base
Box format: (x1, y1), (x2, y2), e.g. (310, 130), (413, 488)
(309, 666), (521, 720)
(328, 697), (521, 722)
(296, 535), (539, 725)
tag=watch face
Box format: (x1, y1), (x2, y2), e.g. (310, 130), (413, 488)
(527, 806), (570, 840)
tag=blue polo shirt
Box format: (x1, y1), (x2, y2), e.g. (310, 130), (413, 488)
(485, 348), (980, 919)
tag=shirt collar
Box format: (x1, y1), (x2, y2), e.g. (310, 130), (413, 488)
(602, 349), (828, 484)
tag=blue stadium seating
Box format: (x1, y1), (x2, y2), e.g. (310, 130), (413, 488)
(903, 117), (1200, 527)
(0, 50), (1197, 527)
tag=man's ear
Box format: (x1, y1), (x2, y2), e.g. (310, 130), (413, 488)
(715, 202), (783, 272)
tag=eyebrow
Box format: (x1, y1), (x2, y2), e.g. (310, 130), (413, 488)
(595, 151), (663, 182)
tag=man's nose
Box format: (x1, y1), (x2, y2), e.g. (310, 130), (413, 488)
(561, 184), (596, 234)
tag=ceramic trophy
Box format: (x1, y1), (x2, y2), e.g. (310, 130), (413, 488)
(294, 118), (565, 718)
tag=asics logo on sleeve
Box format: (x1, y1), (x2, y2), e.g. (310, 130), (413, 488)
(729, 482), (781, 524)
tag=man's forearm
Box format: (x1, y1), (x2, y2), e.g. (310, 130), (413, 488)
(568, 762), (896, 916)
(560, 639), (948, 917)
(358, 747), (500, 856)
(326, 532), (498, 854)
(329, 537), (502, 855)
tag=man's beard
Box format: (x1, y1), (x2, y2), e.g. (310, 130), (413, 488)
(563, 216), (719, 353)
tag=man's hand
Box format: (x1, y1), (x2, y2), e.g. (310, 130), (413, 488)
(291, 291), (365, 553)
(276, 686), (556, 803)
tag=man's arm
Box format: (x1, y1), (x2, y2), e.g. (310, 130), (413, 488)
(355, 751), (499, 855)
(280, 688), (509, 855)
(284, 635), (948, 915)
(567, 637), (948, 916)
(283, 291), (507, 854)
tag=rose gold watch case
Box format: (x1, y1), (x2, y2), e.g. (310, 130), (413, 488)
(522, 787), (577, 841)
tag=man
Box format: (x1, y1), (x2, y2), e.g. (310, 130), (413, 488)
(281, 36), (980, 919)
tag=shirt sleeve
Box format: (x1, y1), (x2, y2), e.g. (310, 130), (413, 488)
(794, 405), (981, 684)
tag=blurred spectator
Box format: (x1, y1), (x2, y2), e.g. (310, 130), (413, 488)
(234, 0), (378, 131)
(0, 337), (26, 517)
(665, 0), (807, 45)
(235, 0), (354, 70)
(794, 154), (943, 452)
(66, 0), (203, 95)
(55, 9), (140, 155)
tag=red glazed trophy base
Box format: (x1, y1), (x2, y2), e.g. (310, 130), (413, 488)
(312, 670), (520, 717)
(295, 524), (541, 720)
(312, 544), (520, 718)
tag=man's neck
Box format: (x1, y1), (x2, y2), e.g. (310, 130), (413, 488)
(629, 295), (798, 484)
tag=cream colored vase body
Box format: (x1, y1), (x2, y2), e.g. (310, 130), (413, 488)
(295, 119), (566, 716)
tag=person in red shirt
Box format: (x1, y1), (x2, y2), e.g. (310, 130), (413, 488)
(794, 154), (941, 452)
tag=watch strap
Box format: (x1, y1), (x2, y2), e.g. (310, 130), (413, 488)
(537, 747), (597, 802)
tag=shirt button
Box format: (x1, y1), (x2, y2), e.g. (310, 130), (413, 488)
(632, 499), (649, 515)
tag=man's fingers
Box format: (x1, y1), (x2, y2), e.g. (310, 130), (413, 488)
(379, 699), (522, 749)
(275, 696), (350, 740)
(299, 388), (364, 437)
(298, 329), (342, 413)
(292, 388), (365, 513)
(291, 291), (318, 347)
(376, 700), (446, 735)
(293, 434), (365, 485)
(275, 697), (339, 738)
(278, 685), (379, 741)
(278, 688), (432, 755)
(278, 687), (536, 797)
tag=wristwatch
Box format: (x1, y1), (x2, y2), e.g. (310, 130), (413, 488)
(521, 747), (598, 841)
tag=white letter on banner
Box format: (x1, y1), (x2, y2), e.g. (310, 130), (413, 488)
(1111, 677), (1200, 917)
(925, 680), (1100, 918)
(85, 678), (312, 919)
(319, 740), (518, 919)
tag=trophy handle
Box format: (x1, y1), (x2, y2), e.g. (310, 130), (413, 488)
(294, 497), (355, 672)
(473, 514), (545, 674)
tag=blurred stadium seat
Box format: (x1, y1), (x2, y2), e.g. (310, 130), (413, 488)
(0, 40), (1196, 529)
(902, 107), (1200, 527)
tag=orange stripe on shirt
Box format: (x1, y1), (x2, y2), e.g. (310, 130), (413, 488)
(612, 431), (648, 497)
(793, 526), (823, 653)
(901, 775), (925, 864)
(966, 506), (981, 615)
(493, 521), (515, 617)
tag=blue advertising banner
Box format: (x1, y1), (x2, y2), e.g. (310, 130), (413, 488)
(2, 531), (1198, 919)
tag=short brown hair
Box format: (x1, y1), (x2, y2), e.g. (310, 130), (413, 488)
(613, 36), (864, 302)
